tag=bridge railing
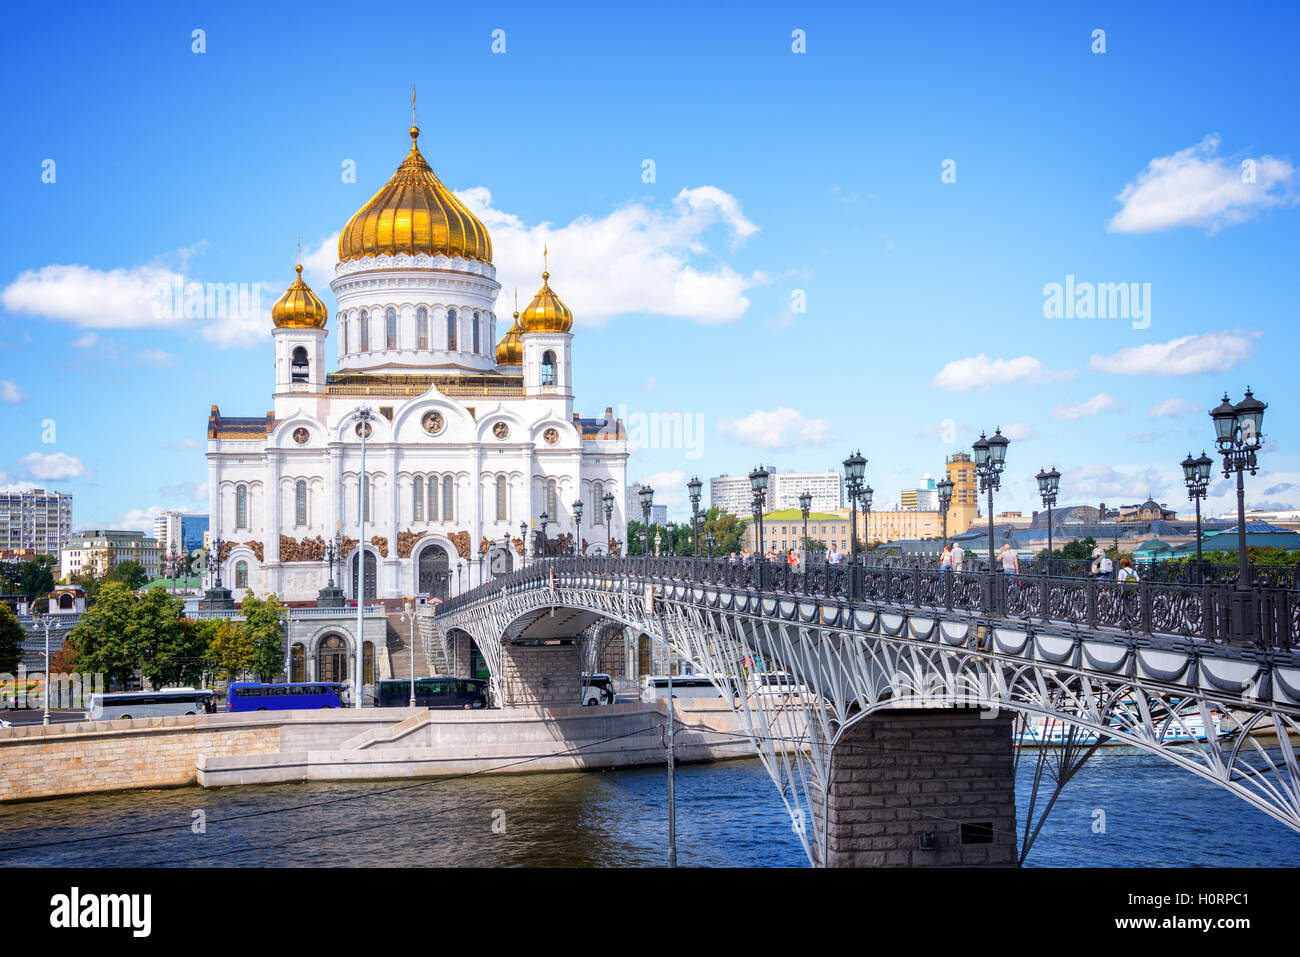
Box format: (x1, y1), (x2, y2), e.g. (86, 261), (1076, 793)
(436, 555), (1298, 651)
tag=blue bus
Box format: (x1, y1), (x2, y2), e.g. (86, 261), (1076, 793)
(227, 682), (346, 712)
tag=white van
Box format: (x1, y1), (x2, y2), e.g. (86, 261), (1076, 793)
(639, 675), (723, 701)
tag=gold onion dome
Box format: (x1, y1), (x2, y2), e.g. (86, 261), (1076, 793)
(338, 126), (492, 264)
(495, 300), (524, 366)
(271, 264), (328, 329)
(520, 265), (573, 334)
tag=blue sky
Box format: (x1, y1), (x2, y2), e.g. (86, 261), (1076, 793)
(1, 0), (1297, 528)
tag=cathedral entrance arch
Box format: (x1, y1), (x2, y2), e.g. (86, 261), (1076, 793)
(418, 543), (450, 599)
(350, 549), (377, 600)
(318, 634), (349, 683)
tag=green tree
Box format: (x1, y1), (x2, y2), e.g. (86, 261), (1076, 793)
(69, 580), (139, 687)
(70, 571), (103, 607)
(1059, 537), (1098, 561)
(0, 602), (24, 675)
(241, 592), (288, 682)
(702, 508), (747, 556)
(129, 586), (203, 688)
(113, 560), (149, 590)
(208, 618), (255, 682)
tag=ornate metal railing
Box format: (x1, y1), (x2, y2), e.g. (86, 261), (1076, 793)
(437, 555), (1298, 651)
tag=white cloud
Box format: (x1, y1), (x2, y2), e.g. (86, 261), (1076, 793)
(135, 348), (175, 366)
(107, 506), (167, 534)
(1, 380), (25, 404)
(0, 251), (275, 349)
(932, 354), (1074, 392)
(170, 438), (204, 451)
(1064, 464), (1171, 502)
(1055, 393), (1120, 421)
(1108, 134), (1297, 234)
(456, 186), (761, 326)
(17, 452), (88, 480)
(716, 408), (837, 450)
(1088, 330), (1259, 376)
(1148, 397), (1200, 419)
(1000, 422), (1037, 441)
(1126, 430), (1164, 444)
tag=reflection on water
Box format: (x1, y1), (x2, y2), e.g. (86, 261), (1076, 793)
(0, 752), (1296, 867)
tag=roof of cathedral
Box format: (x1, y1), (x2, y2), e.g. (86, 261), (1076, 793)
(271, 264), (329, 329)
(208, 406), (274, 439)
(520, 253), (573, 334)
(495, 301), (524, 366)
(338, 125), (492, 264)
(573, 410), (624, 440)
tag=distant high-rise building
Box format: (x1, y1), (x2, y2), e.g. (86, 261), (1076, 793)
(60, 529), (160, 581)
(945, 453), (978, 535)
(900, 475), (938, 511)
(153, 511), (209, 555)
(625, 483), (668, 527)
(0, 488), (73, 556)
(709, 466), (841, 516)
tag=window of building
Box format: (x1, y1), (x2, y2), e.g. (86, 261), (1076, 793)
(495, 475), (507, 521)
(235, 485), (248, 529)
(428, 475), (438, 521)
(235, 560), (248, 588)
(359, 309), (369, 351)
(592, 481), (604, 525)
(414, 477), (424, 522)
(295, 481), (307, 526)
(545, 479), (557, 520)
(360, 475), (371, 523)
(385, 307), (397, 349)
(442, 475), (453, 521)
(447, 309), (457, 350)
(416, 307), (428, 349)
(542, 350), (557, 385)
(472, 313), (480, 354)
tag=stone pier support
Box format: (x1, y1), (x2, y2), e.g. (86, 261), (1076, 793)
(811, 708), (1018, 867)
(499, 641), (582, 707)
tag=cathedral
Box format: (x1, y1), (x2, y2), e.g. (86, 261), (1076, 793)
(206, 123), (629, 603)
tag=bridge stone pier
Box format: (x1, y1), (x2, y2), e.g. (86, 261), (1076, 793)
(811, 709), (1017, 867)
(500, 641), (582, 707)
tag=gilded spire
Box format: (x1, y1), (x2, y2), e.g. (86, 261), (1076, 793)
(272, 261), (328, 329)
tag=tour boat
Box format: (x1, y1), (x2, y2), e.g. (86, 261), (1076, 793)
(1014, 710), (1227, 748)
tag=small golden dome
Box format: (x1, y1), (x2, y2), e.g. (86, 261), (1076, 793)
(495, 308), (524, 367)
(338, 126), (492, 264)
(520, 261), (573, 334)
(271, 264), (329, 329)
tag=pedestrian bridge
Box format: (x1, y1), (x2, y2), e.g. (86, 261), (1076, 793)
(431, 555), (1300, 866)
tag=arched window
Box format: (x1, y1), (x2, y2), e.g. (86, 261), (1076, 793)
(416, 307), (428, 349)
(291, 346), (308, 383)
(235, 485), (248, 529)
(413, 476), (424, 521)
(295, 480), (307, 526)
(472, 313), (480, 354)
(447, 309), (457, 350)
(359, 309), (370, 351)
(363, 641), (375, 686)
(442, 475), (453, 521)
(545, 479), (557, 520)
(542, 350), (557, 385)
(235, 560), (248, 589)
(495, 475), (507, 521)
(592, 481), (604, 525)
(358, 475), (371, 524)
(385, 307), (397, 349)
(428, 475), (438, 522)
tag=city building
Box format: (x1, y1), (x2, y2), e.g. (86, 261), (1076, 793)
(710, 467), (842, 516)
(0, 488), (73, 556)
(206, 122), (628, 603)
(59, 530), (161, 581)
(899, 475), (938, 511)
(153, 511), (210, 556)
(625, 483), (667, 526)
(742, 510), (852, 555)
(862, 508), (945, 545)
(944, 453), (979, 536)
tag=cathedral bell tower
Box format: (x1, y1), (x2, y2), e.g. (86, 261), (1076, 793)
(270, 263), (328, 392)
(518, 253), (573, 398)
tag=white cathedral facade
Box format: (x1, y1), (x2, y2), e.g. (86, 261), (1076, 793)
(206, 124), (629, 604)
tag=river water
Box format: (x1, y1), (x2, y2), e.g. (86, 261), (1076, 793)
(1, 749), (1297, 867)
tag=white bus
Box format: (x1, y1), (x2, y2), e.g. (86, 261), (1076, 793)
(580, 673), (616, 706)
(639, 675), (724, 701)
(86, 688), (216, 721)
(746, 672), (809, 702)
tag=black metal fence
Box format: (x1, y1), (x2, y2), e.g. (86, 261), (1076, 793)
(437, 555), (1299, 652)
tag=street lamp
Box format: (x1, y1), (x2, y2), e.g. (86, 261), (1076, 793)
(798, 490), (812, 559)
(705, 529), (715, 558)
(1181, 451), (1213, 564)
(861, 483), (874, 555)
(749, 466), (769, 558)
(1211, 388), (1266, 638)
(843, 451), (866, 559)
(539, 511), (549, 561)
(602, 491), (615, 554)
(973, 428), (1009, 565)
(572, 498), (584, 557)
(936, 477), (954, 548)
(350, 404), (376, 710)
(639, 485), (654, 574)
(401, 599), (417, 707)
(687, 476), (703, 556)
(1035, 466), (1061, 565)
(519, 521), (528, 567)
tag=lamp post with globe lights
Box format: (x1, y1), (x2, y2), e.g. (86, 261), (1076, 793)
(639, 486), (654, 574)
(748, 467), (769, 558)
(572, 498), (584, 557)
(1035, 466), (1061, 569)
(687, 476), (703, 557)
(1181, 451), (1213, 566)
(602, 491), (615, 554)
(843, 451), (866, 560)
(1210, 389), (1266, 639)
(973, 428), (1010, 566)
(936, 477), (954, 549)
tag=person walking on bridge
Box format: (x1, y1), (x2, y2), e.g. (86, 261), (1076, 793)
(940, 545), (953, 581)
(827, 544), (841, 565)
(951, 541), (964, 573)
(998, 543), (1019, 575)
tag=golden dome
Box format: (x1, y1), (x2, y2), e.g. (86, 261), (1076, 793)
(520, 260), (573, 334)
(338, 126), (492, 264)
(495, 295), (524, 366)
(271, 264), (329, 329)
